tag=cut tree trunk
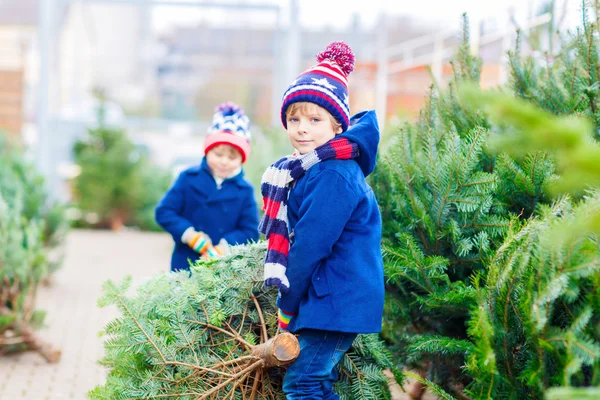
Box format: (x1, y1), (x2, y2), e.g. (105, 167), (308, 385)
(21, 326), (61, 363)
(109, 213), (125, 231)
(251, 332), (300, 368)
(0, 326), (61, 363)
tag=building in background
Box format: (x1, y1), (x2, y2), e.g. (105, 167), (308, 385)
(0, 0), (43, 136)
(0, 0), (567, 138)
(155, 13), (437, 126)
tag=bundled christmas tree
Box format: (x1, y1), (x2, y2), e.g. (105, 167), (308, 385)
(372, 9), (600, 399)
(0, 134), (69, 276)
(90, 243), (393, 400)
(0, 134), (64, 361)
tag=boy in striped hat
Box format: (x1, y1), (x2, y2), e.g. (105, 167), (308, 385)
(259, 42), (385, 399)
(156, 102), (259, 272)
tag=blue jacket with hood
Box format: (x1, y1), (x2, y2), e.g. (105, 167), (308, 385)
(277, 110), (384, 334)
(155, 158), (259, 271)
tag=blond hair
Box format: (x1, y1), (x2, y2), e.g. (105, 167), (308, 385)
(286, 102), (342, 131)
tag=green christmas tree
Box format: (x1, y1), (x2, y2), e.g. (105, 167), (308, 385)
(509, 3), (600, 141)
(0, 134), (64, 361)
(0, 133), (69, 275)
(90, 244), (394, 400)
(373, 9), (600, 399)
(72, 123), (170, 231)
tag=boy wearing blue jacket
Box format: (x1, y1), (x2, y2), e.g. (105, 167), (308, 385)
(156, 102), (259, 272)
(260, 42), (384, 399)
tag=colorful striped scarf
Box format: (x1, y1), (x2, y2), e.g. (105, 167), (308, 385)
(259, 137), (360, 293)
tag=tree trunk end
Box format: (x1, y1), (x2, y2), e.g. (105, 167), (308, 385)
(251, 332), (299, 368)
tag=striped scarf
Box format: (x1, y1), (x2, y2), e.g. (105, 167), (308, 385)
(259, 137), (359, 293)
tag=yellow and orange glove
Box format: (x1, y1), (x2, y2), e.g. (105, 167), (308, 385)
(188, 231), (212, 255)
(202, 239), (230, 260)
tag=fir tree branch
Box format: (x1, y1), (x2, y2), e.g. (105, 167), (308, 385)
(145, 393), (202, 399)
(403, 371), (457, 400)
(165, 360), (234, 377)
(185, 319), (254, 350)
(249, 369), (261, 400)
(212, 355), (257, 370)
(198, 359), (264, 400)
(225, 369), (253, 399)
(250, 294), (268, 343)
(176, 312), (199, 366)
(235, 303), (250, 339)
(106, 282), (168, 364)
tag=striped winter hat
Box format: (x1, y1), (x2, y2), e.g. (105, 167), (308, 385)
(281, 41), (355, 132)
(204, 101), (252, 162)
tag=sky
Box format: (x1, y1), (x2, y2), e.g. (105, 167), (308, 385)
(151, 0), (580, 33)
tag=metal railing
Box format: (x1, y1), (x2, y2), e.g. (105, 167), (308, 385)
(375, 10), (553, 128)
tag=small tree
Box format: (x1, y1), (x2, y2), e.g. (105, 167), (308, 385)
(0, 134), (63, 361)
(72, 123), (170, 231)
(0, 134), (69, 275)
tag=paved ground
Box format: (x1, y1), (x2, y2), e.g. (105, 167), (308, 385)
(0, 230), (171, 400)
(0, 229), (434, 400)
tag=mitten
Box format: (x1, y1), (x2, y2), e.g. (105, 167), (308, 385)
(188, 231), (212, 254)
(278, 309), (295, 331)
(203, 239), (230, 259)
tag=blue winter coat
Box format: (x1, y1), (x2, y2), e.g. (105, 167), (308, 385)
(155, 158), (259, 271)
(277, 110), (385, 334)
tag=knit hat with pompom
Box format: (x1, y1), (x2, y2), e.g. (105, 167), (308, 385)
(280, 41), (355, 132)
(204, 101), (251, 162)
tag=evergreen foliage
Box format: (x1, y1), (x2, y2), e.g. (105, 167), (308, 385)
(0, 133), (65, 360)
(90, 243), (393, 399)
(462, 85), (600, 196)
(72, 123), (170, 231)
(508, 4), (600, 140)
(372, 8), (600, 399)
(0, 134), (69, 273)
(464, 195), (600, 399)
(0, 192), (48, 355)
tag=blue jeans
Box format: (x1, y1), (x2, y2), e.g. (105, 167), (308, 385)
(283, 329), (357, 400)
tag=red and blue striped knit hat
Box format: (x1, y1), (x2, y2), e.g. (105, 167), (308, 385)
(204, 101), (252, 162)
(281, 41), (355, 132)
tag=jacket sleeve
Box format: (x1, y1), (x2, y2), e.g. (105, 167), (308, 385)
(155, 173), (194, 243)
(222, 189), (260, 245)
(277, 169), (359, 314)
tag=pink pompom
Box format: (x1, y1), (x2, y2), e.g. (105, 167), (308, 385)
(316, 41), (355, 76)
(216, 101), (244, 116)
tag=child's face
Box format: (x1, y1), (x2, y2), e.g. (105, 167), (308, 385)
(206, 144), (243, 178)
(285, 103), (342, 154)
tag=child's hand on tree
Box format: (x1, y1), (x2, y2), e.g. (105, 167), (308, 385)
(278, 309), (295, 331)
(202, 239), (230, 260)
(183, 229), (212, 254)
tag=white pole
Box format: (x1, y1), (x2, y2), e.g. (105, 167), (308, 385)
(469, 11), (482, 56)
(286, 0), (300, 86)
(499, 10), (513, 85)
(271, 9), (283, 126)
(432, 34), (444, 85)
(37, 0), (56, 192)
(375, 13), (388, 131)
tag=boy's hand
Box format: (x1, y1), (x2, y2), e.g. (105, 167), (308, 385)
(278, 309), (295, 331)
(188, 231), (212, 254)
(203, 239), (230, 259)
